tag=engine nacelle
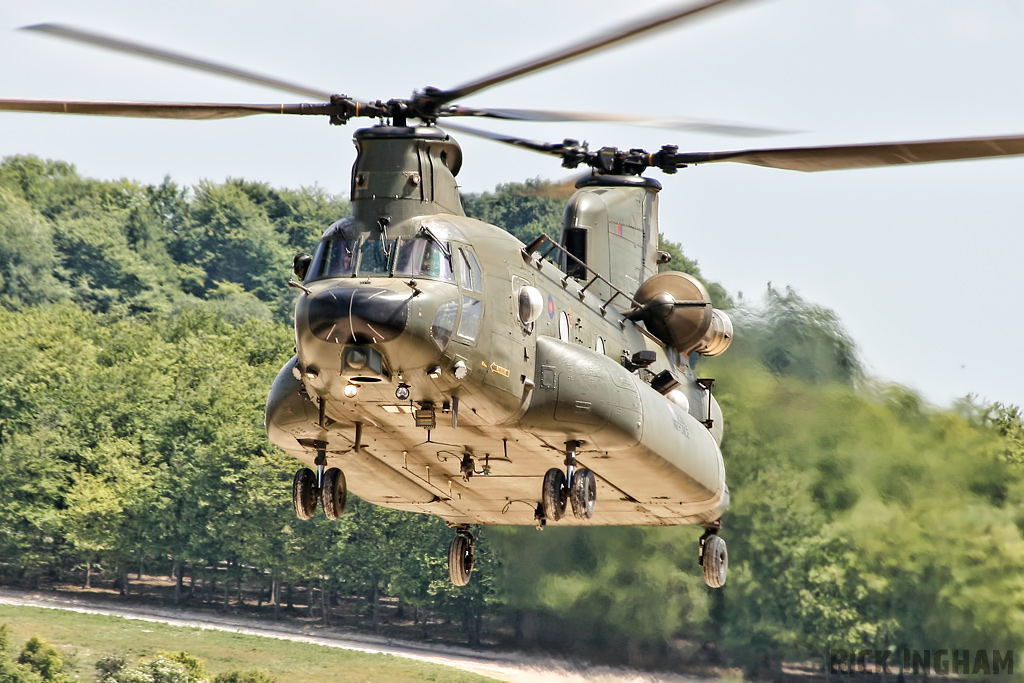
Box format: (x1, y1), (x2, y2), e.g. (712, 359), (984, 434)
(630, 271), (732, 355)
(694, 309), (733, 357)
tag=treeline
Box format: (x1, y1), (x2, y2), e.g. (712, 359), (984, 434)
(1, 157), (1023, 671)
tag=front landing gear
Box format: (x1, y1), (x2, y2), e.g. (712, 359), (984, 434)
(448, 527), (475, 586)
(698, 524), (728, 588)
(541, 441), (596, 522)
(292, 468), (318, 519)
(292, 450), (348, 521)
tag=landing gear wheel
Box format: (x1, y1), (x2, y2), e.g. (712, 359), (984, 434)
(448, 533), (475, 586)
(542, 468), (567, 522)
(292, 468), (318, 520)
(570, 468), (597, 519)
(320, 467), (347, 520)
(701, 535), (728, 588)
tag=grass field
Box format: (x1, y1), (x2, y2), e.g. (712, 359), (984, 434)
(0, 604), (503, 683)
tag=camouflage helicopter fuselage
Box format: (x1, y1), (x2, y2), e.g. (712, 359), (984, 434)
(267, 125), (730, 529)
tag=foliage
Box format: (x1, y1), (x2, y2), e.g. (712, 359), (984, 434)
(99, 652), (207, 683)
(462, 178), (565, 245)
(211, 671), (276, 683)
(2, 158), (1024, 672)
(727, 284), (862, 385)
(0, 628), (69, 683)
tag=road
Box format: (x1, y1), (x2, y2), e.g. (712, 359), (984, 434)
(0, 588), (710, 683)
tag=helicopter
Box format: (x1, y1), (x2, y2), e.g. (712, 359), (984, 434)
(5, 0), (1024, 589)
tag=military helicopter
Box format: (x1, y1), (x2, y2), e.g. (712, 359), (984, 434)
(6, 0), (1024, 589)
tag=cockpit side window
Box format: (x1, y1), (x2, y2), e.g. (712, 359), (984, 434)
(395, 237), (454, 282)
(457, 248), (483, 292)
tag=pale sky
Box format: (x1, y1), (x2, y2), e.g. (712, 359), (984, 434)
(3, 0), (1023, 409)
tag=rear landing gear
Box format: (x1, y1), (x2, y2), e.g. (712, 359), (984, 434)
(448, 527), (475, 586)
(542, 469), (567, 521)
(541, 441), (596, 522)
(698, 524), (727, 588)
(570, 468), (596, 519)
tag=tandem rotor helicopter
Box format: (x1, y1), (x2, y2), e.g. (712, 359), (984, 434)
(6, 0), (1024, 589)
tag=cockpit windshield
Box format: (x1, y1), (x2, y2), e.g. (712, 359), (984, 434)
(314, 238), (357, 278)
(308, 235), (454, 282)
(395, 238), (454, 281)
(358, 238), (395, 276)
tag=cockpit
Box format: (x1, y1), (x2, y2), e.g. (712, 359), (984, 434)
(306, 220), (465, 284)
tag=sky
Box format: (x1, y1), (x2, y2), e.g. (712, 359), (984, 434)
(2, 0), (1023, 410)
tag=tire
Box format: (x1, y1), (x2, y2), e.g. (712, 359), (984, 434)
(448, 534), (474, 586)
(292, 468), (318, 520)
(320, 467), (347, 520)
(570, 468), (597, 519)
(542, 468), (567, 522)
(702, 535), (728, 588)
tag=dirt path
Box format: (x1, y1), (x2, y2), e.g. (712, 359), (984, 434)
(0, 588), (711, 683)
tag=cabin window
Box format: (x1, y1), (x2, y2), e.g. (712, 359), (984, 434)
(395, 237), (454, 282)
(457, 296), (483, 341)
(457, 248), (483, 292)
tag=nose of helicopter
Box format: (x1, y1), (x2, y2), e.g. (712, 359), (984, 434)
(304, 286), (410, 344)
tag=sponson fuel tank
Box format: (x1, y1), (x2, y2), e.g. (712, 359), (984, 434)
(518, 336), (727, 517)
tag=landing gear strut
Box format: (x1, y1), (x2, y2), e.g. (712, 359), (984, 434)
(448, 526), (475, 586)
(292, 449), (347, 521)
(698, 523), (727, 588)
(541, 440), (596, 522)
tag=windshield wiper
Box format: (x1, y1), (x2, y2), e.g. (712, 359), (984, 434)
(418, 224), (451, 257)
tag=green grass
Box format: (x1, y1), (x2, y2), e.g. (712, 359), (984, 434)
(0, 604), (502, 683)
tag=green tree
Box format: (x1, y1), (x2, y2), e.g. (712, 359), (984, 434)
(463, 178), (566, 244)
(169, 181), (289, 302)
(729, 284), (862, 385)
(16, 635), (69, 683)
(0, 187), (67, 309)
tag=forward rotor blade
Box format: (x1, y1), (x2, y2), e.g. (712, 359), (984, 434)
(22, 23), (334, 101)
(676, 134), (1024, 172)
(0, 99), (332, 120)
(439, 122), (567, 157)
(441, 106), (789, 137)
(427, 0), (747, 106)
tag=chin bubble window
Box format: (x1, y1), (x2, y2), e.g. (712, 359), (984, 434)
(457, 296), (483, 341)
(430, 300), (459, 351)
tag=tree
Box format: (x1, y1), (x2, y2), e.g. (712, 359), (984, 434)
(463, 179), (566, 244)
(16, 635), (69, 683)
(0, 187), (67, 309)
(728, 284), (862, 385)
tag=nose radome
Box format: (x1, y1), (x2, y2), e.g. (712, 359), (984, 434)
(306, 287), (409, 344)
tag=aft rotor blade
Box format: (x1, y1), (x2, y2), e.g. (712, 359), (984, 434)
(676, 134), (1024, 172)
(441, 106), (788, 137)
(22, 23), (335, 101)
(0, 99), (333, 120)
(427, 0), (747, 106)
